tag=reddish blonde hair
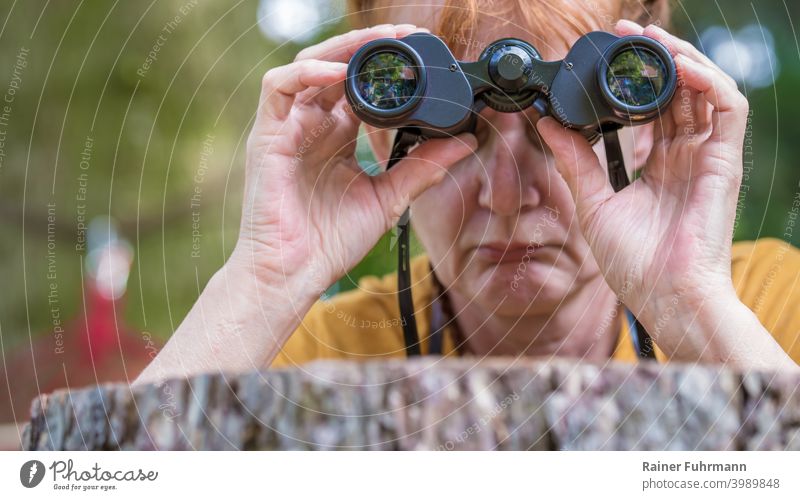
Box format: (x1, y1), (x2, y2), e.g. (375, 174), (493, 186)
(347, 0), (671, 57)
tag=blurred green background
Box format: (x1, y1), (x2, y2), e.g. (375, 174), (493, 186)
(1, 0), (799, 353)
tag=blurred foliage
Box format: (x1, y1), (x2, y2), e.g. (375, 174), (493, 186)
(0, 0), (344, 348)
(676, 0), (800, 247)
(0, 0), (799, 348)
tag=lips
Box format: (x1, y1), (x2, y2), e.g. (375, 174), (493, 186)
(475, 242), (541, 263)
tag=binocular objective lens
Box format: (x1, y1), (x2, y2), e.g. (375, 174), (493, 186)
(606, 48), (667, 107)
(356, 51), (418, 110)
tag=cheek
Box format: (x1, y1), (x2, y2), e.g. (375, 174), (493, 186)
(410, 166), (477, 265)
(534, 158), (590, 256)
(544, 162), (600, 275)
(539, 161), (577, 225)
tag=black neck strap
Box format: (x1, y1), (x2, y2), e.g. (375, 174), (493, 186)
(385, 129), (422, 356)
(384, 126), (655, 360)
(603, 127), (656, 360)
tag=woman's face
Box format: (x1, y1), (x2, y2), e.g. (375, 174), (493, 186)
(370, 9), (651, 317)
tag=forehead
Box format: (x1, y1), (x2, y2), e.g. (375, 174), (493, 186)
(383, 1), (599, 61)
(451, 19), (581, 61)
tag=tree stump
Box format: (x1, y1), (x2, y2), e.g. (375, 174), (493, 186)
(21, 357), (800, 450)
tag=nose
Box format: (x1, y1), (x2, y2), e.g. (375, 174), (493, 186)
(477, 112), (542, 216)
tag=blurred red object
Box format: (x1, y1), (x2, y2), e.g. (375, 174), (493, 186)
(0, 218), (160, 449)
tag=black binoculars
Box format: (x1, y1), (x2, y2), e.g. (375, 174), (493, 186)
(345, 31), (677, 143)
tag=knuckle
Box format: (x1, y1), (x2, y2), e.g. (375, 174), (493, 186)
(293, 48), (309, 62)
(291, 59), (313, 78)
(644, 24), (668, 41)
(246, 131), (257, 152)
(733, 92), (749, 115)
(329, 31), (349, 44)
(297, 59), (314, 72)
(738, 92), (749, 108)
(261, 68), (280, 92)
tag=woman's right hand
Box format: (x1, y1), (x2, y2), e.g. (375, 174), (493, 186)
(134, 25), (476, 383)
(233, 24), (476, 299)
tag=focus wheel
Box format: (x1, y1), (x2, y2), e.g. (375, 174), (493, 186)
(480, 89), (539, 113)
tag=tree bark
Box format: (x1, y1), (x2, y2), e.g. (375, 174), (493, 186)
(21, 357), (800, 450)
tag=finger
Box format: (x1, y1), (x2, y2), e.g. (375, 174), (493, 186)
(536, 117), (614, 214)
(642, 24), (738, 89)
(296, 23), (429, 113)
(325, 99), (362, 151)
(616, 20), (738, 91)
(258, 60), (347, 121)
(294, 24), (429, 63)
(298, 80), (345, 112)
(695, 91), (713, 131)
(643, 24), (716, 68)
(670, 85), (701, 134)
(651, 103), (676, 143)
(614, 19), (645, 37)
(375, 133), (477, 215)
(676, 54), (748, 116)
(676, 54), (749, 149)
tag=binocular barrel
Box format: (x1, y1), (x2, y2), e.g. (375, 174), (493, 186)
(345, 32), (677, 140)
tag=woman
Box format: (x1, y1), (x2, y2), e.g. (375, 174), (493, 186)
(135, 0), (800, 385)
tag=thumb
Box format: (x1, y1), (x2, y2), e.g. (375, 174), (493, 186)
(537, 117), (614, 215)
(375, 132), (476, 219)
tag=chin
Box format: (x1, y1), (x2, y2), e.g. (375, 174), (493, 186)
(466, 260), (573, 316)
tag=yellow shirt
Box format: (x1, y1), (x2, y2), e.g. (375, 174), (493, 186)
(272, 238), (800, 368)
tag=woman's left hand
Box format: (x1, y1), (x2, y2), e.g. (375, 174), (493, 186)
(537, 20), (752, 360)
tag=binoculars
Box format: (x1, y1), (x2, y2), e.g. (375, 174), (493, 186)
(345, 31), (677, 143)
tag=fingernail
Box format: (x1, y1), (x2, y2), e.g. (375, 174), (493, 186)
(536, 116), (554, 128)
(616, 19), (640, 29)
(372, 24), (392, 30)
(395, 23), (418, 29)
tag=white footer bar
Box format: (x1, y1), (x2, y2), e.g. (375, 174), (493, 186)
(2, 451), (798, 498)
